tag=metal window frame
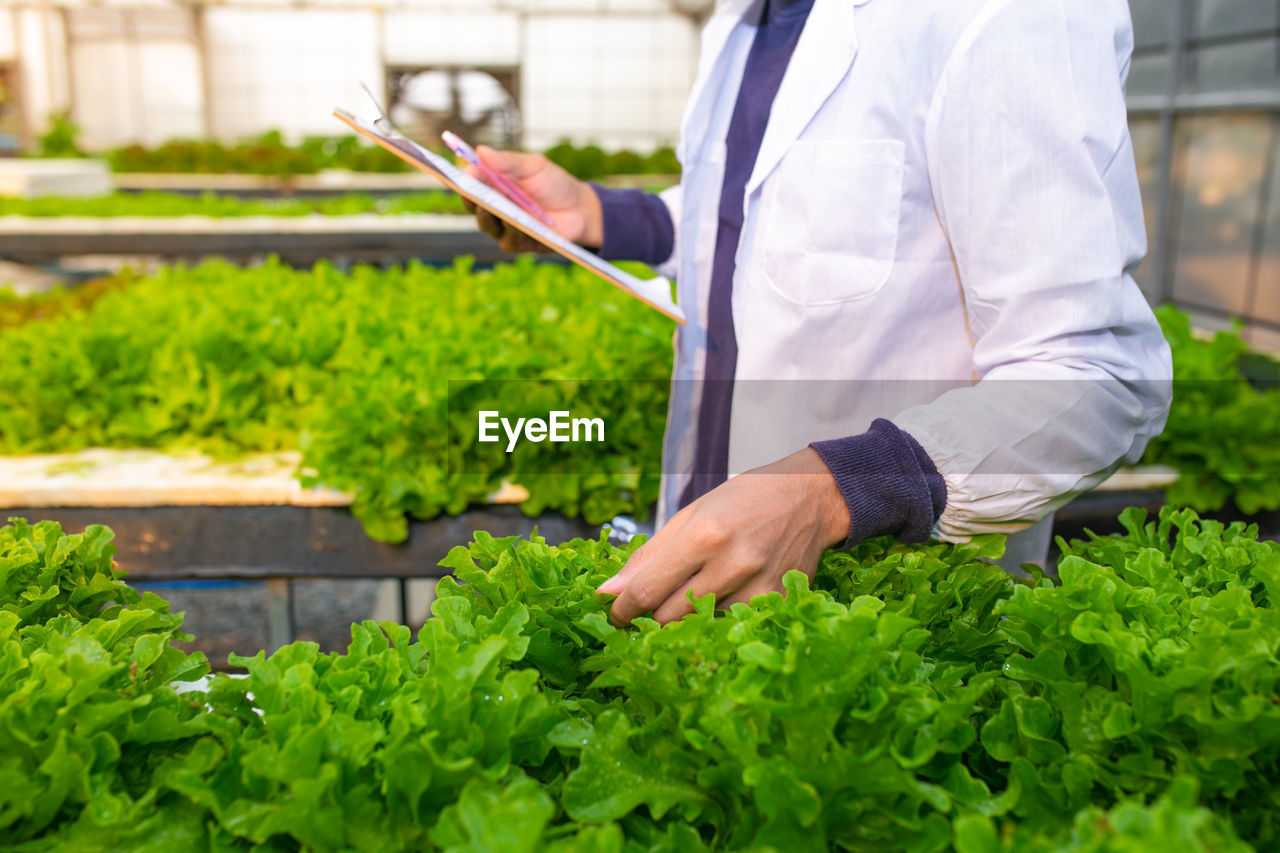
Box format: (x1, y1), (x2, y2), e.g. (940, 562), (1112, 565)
(1132, 0), (1280, 324)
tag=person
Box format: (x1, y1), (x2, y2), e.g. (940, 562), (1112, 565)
(465, 0), (1172, 626)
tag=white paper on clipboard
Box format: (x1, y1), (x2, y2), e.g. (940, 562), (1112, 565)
(333, 108), (685, 324)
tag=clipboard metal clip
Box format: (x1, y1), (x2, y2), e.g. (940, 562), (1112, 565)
(360, 82), (403, 139)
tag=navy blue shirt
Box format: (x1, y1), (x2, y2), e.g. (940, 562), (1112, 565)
(680, 0), (814, 507)
(593, 0), (945, 544)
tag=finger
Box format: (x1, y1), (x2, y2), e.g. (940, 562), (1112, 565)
(498, 231), (540, 254)
(476, 210), (504, 241)
(651, 571), (737, 625)
(476, 145), (545, 181)
(650, 540), (770, 622)
(718, 582), (779, 610)
(609, 553), (703, 626)
(597, 542), (652, 596)
(606, 529), (704, 625)
(651, 587), (699, 625)
(608, 511), (731, 626)
(597, 503), (697, 595)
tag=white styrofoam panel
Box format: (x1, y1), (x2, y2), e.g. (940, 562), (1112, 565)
(205, 7), (380, 141)
(383, 10), (520, 66)
(0, 159), (111, 197)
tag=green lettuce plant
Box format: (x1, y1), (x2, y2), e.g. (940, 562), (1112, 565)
(5, 508), (1277, 850)
(0, 258), (672, 541)
(0, 520), (208, 847)
(0, 191), (465, 218)
(1144, 305), (1280, 515)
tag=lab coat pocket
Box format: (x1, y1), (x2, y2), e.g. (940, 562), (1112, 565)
(758, 138), (904, 305)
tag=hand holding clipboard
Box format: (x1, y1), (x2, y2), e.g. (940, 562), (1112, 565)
(333, 101), (681, 322)
(441, 131), (555, 228)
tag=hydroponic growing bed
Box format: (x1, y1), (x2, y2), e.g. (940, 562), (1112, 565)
(2, 258), (1277, 547)
(0, 258), (673, 542)
(0, 213), (506, 268)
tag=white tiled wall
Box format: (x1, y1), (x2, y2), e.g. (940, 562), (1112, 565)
(71, 39), (203, 147)
(605, 0), (675, 12)
(516, 0), (610, 11)
(522, 13), (696, 151)
(134, 42), (205, 143)
(205, 8), (381, 142)
(8, 1), (700, 151)
(83, 0), (188, 7)
(70, 42), (140, 148)
(383, 10), (521, 67)
(516, 0), (679, 11)
(0, 11), (16, 59)
(16, 7), (69, 140)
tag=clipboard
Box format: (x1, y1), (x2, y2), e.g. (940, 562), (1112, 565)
(333, 107), (685, 324)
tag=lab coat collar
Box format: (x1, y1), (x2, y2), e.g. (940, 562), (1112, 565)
(745, 0), (861, 196)
(677, 0), (762, 166)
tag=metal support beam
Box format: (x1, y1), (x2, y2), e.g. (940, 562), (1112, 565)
(264, 578), (294, 652)
(0, 228), (529, 268)
(193, 4), (215, 139)
(1244, 117), (1277, 339)
(1148, 0), (1193, 307)
(1129, 92), (1280, 116)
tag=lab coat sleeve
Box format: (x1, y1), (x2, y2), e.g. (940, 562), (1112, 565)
(891, 0), (1173, 540)
(591, 182), (682, 276)
(656, 183), (683, 280)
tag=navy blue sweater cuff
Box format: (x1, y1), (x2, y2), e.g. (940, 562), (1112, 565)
(591, 184), (675, 266)
(810, 419), (947, 547)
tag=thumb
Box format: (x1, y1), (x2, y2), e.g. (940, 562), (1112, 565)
(476, 145), (544, 181)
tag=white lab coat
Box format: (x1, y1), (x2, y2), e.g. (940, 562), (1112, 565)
(653, 0), (1173, 545)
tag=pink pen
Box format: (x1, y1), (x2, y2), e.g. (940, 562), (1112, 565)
(442, 131), (554, 228)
